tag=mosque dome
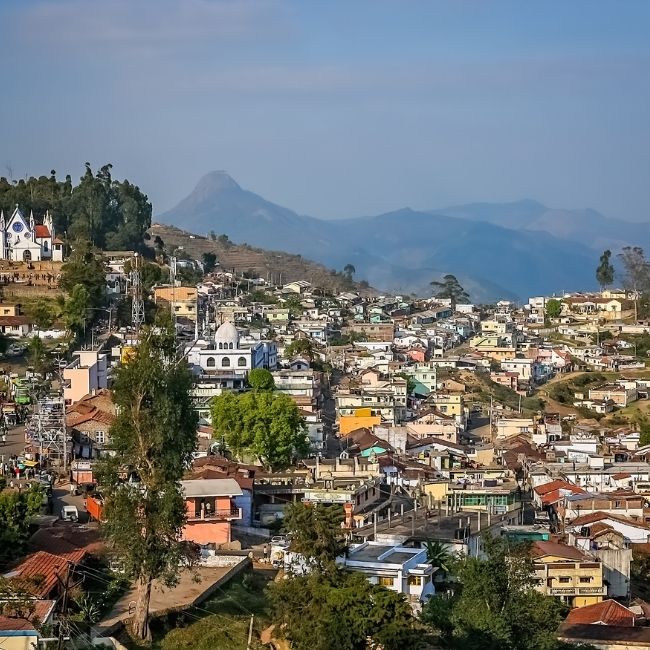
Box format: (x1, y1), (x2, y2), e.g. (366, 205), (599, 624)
(215, 320), (239, 349)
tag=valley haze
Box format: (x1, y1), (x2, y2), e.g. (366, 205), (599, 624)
(160, 171), (649, 302)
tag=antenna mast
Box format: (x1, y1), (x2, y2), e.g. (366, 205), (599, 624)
(131, 252), (145, 333)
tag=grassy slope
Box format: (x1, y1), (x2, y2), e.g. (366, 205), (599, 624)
(148, 223), (375, 295)
(147, 572), (272, 650)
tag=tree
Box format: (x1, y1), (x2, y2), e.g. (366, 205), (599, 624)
(210, 391), (308, 470)
(285, 338), (316, 362)
(96, 325), (198, 640)
(545, 298), (563, 320)
(283, 503), (346, 570)
(202, 252), (217, 274)
(430, 274), (469, 310)
(268, 567), (420, 650)
(424, 540), (454, 580)
(421, 536), (567, 650)
(62, 284), (90, 337)
(0, 485), (44, 568)
(595, 249), (615, 290)
(396, 372), (417, 395)
(31, 300), (55, 332)
(342, 263), (356, 283)
(0, 164), (151, 251)
(247, 368), (275, 391)
(619, 246), (650, 321)
(60, 239), (107, 310)
(28, 336), (48, 375)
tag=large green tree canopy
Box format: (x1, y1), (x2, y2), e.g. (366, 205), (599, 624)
(211, 390), (308, 470)
(0, 163), (152, 250)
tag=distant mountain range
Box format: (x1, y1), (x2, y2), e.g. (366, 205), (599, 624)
(159, 172), (648, 302)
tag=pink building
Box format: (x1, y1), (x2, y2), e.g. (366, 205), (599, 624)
(180, 479), (243, 547)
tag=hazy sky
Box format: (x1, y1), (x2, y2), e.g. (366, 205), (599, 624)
(1, 0), (649, 221)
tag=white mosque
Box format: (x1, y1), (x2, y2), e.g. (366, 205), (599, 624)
(0, 206), (64, 262)
(187, 320), (277, 387)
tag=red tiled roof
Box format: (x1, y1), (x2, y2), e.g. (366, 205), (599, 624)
(531, 541), (587, 561)
(612, 472), (632, 480)
(33, 224), (51, 238)
(571, 511), (650, 530)
(0, 316), (29, 326)
(5, 550), (86, 598)
(565, 599), (636, 627)
(0, 599), (55, 631)
(534, 479), (580, 496)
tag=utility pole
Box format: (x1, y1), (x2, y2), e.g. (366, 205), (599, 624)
(56, 561), (83, 650)
(246, 614), (254, 650)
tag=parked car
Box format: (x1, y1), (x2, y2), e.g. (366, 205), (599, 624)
(60, 505), (79, 522)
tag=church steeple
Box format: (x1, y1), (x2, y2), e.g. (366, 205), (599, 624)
(29, 210), (35, 232)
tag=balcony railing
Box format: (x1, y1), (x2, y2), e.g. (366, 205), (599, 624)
(188, 507), (242, 521)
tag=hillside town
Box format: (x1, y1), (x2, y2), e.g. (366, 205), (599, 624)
(0, 207), (649, 649)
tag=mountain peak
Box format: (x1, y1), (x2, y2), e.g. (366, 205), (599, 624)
(193, 170), (241, 196)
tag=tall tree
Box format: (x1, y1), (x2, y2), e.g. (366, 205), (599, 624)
(545, 298), (563, 320)
(0, 485), (44, 568)
(430, 274), (470, 310)
(595, 249), (615, 290)
(202, 252), (217, 274)
(210, 391), (308, 470)
(62, 284), (90, 337)
(342, 264), (356, 282)
(96, 325), (198, 640)
(60, 239), (107, 310)
(618, 246), (650, 322)
(283, 502), (346, 570)
(31, 299), (56, 332)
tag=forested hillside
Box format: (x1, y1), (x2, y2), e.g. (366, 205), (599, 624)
(0, 164), (151, 250)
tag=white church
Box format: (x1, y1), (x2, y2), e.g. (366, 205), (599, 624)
(0, 206), (64, 262)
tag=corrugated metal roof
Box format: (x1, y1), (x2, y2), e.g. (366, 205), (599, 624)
(180, 478), (243, 498)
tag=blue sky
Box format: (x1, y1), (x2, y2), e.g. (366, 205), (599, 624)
(1, 0), (649, 221)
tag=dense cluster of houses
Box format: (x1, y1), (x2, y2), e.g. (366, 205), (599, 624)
(5, 257), (650, 648)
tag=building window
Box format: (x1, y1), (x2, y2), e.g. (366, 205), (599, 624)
(408, 576), (422, 586)
(558, 577), (571, 584)
(222, 357), (231, 367)
(579, 577), (592, 583)
(378, 577), (394, 587)
(238, 356), (247, 367)
(229, 342), (234, 350)
(218, 342), (223, 349)
(96, 431), (105, 444)
(206, 357), (216, 368)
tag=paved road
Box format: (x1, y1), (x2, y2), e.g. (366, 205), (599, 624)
(0, 424), (27, 463)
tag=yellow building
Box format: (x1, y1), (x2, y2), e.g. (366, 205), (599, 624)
(532, 541), (605, 608)
(427, 390), (464, 417)
(339, 408), (382, 435)
(153, 285), (198, 321)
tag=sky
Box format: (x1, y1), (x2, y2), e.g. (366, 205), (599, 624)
(1, 0), (649, 221)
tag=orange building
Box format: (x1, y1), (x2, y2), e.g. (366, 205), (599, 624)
(180, 479), (243, 547)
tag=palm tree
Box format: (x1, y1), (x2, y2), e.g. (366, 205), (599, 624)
(425, 540), (454, 580)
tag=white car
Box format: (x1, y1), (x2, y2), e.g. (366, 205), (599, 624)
(60, 505), (79, 522)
